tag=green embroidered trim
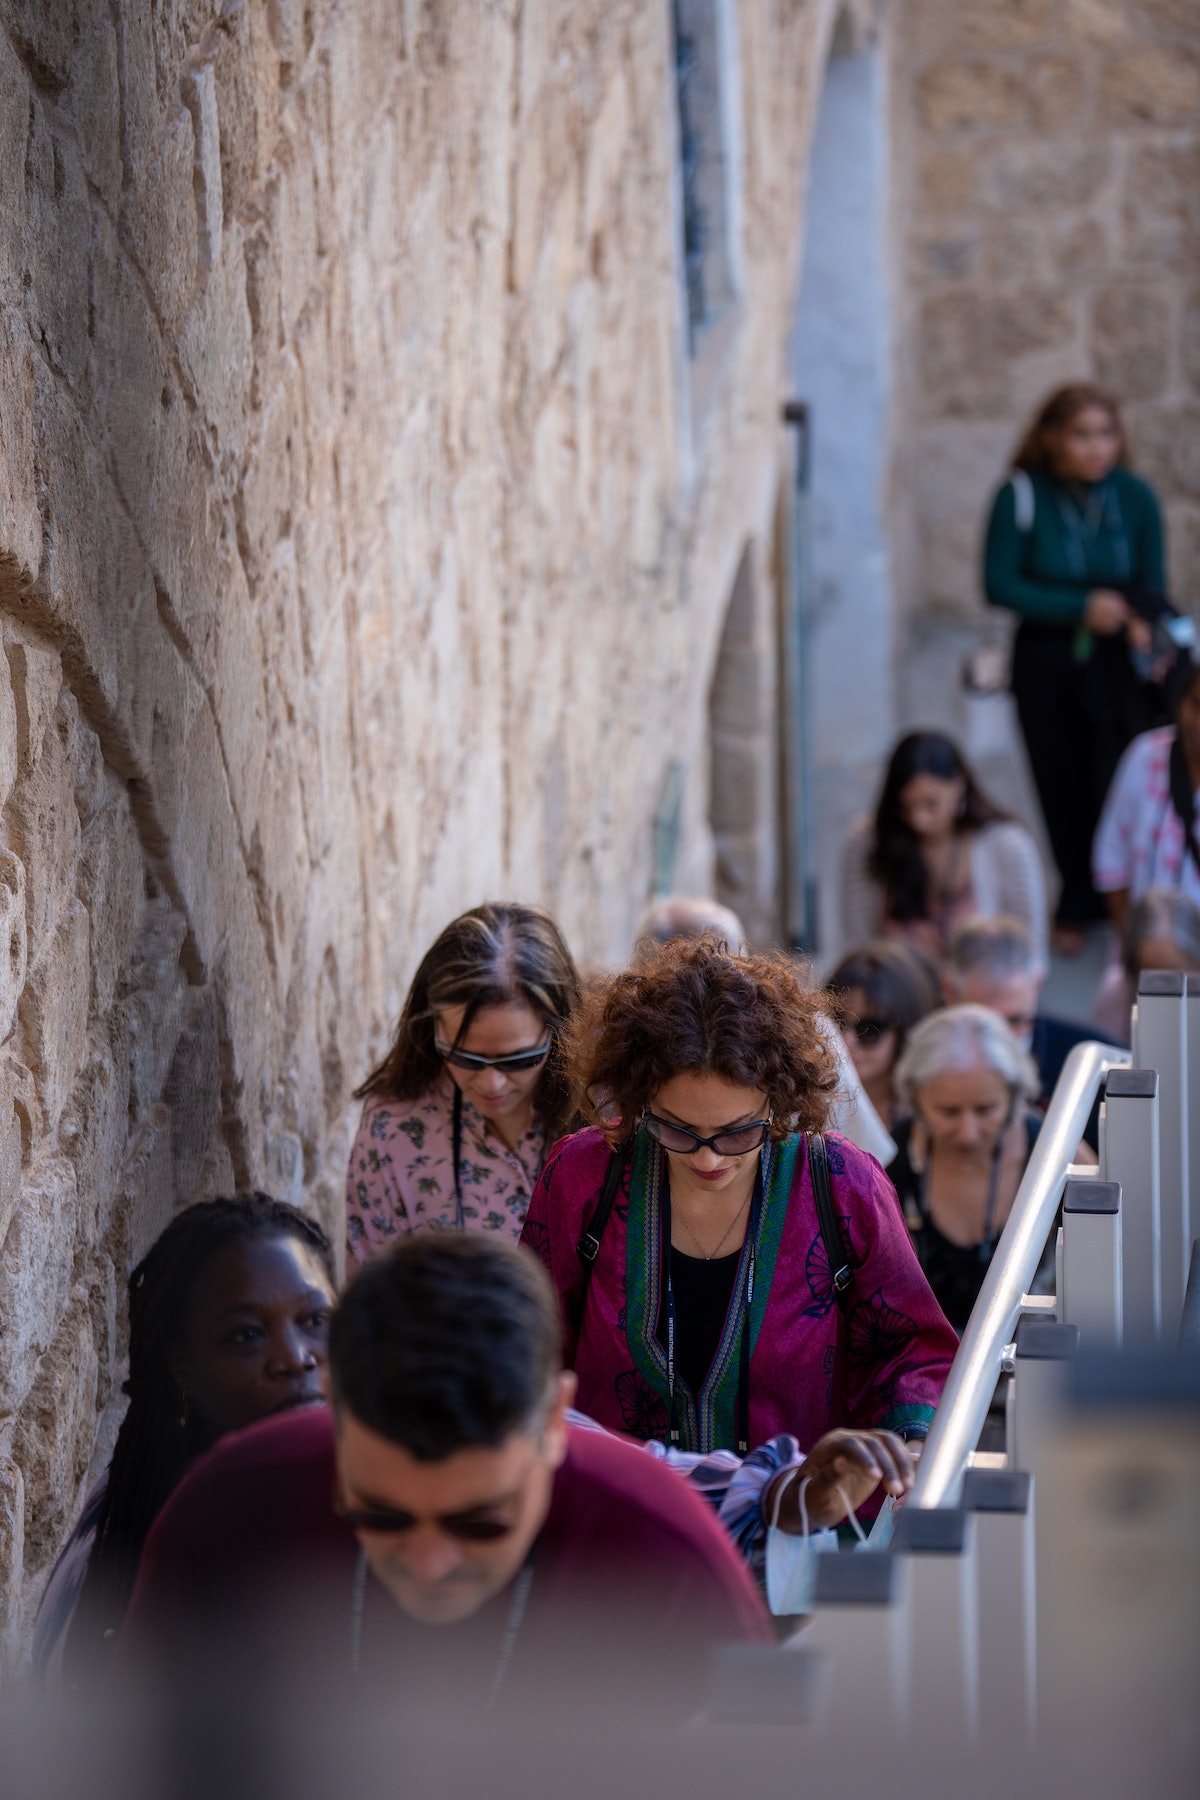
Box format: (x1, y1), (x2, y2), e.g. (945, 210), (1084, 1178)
(624, 1127), (800, 1453)
(879, 1401), (936, 1437)
(624, 1127), (674, 1435)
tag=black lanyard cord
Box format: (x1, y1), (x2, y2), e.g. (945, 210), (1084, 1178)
(349, 1547), (533, 1708)
(1053, 478), (1129, 584)
(661, 1157), (763, 1455)
(918, 1113), (1011, 1265)
(451, 1083), (465, 1231)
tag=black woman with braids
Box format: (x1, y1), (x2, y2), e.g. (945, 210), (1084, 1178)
(33, 1194), (335, 1688)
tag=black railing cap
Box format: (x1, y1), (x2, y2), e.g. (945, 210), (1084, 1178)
(1016, 1318), (1080, 1360)
(1063, 1178), (1120, 1215)
(893, 1508), (968, 1554)
(1104, 1068), (1158, 1099)
(962, 1469), (1031, 1515)
(1137, 970), (1187, 997)
(812, 1552), (898, 1606)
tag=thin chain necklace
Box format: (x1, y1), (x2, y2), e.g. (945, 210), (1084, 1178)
(672, 1184), (753, 1260)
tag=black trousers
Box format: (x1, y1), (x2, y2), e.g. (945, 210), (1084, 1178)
(1011, 624), (1153, 927)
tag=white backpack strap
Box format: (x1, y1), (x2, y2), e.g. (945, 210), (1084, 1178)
(1009, 469), (1035, 534)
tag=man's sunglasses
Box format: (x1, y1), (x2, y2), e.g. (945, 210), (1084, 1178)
(642, 1111), (772, 1157)
(434, 1038), (552, 1074)
(336, 1501), (516, 1543)
(849, 1016), (895, 1046)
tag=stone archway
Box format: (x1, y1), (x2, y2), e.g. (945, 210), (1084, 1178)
(708, 539), (779, 945)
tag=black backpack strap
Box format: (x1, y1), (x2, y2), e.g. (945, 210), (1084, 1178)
(576, 1142), (632, 1272)
(808, 1131), (853, 1306)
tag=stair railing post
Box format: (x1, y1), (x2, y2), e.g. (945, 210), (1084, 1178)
(1101, 1069), (1161, 1342)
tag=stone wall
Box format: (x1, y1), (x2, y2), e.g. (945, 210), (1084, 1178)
(891, 0), (1200, 628)
(0, 0), (839, 1659)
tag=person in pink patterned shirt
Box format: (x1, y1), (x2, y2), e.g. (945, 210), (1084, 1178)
(346, 904), (580, 1261)
(1093, 659), (1200, 928)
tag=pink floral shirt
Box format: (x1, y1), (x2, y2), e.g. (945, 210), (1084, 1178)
(1093, 727), (1200, 909)
(345, 1075), (547, 1263)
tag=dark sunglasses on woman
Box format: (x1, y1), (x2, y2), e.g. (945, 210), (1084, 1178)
(849, 1016), (894, 1046)
(641, 1112), (773, 1157)
(434, 1038), (552, 1074)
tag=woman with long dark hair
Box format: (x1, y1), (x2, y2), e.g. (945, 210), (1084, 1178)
(346, 903), (580, 1259)
(36, 1194), (335, 1686)
(841, 731), (1046, 964)
(984, 382), (1169, 954)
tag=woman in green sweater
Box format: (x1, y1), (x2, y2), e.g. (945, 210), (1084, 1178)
(984, 383), (1167, 955)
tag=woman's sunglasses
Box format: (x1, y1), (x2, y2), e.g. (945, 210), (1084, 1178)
(849, 1017), (895, 1046)
(434, 1038), (551, 1074)
(642, 1111), (772, 1157)
(336, 1502), (516, 1543)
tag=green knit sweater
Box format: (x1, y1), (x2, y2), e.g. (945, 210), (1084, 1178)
(983, 466), (1165, 627)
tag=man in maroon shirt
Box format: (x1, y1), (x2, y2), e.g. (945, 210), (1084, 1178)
(121, 1233), (768, 1723)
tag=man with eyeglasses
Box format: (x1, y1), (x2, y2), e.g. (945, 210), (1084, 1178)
(943, 915), (1098, 1142)
(118, 1233), (772, 1721)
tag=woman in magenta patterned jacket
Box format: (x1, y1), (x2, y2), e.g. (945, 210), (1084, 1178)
(347, 904), (580, 1261)
(520, 937), (957, 1459)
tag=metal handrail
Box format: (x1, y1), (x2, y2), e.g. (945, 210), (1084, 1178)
(911, 1038), (1129, 1510)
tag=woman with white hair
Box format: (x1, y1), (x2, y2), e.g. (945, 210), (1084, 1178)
(886, 1006), (1093, 1332)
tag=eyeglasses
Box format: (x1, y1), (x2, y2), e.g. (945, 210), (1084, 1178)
(849, 1017), (894, 1046)
(434, 1038), (552, 1074)
(336, 1501), (517, 1543)
(642, 1111), (772, 1157)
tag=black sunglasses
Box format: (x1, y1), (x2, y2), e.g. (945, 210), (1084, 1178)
(434, 1038), (552, 1074)
(642, 1111), (772, 1157)
(849, 1016), (895, 1046)
(336, 1502), (516, 1543)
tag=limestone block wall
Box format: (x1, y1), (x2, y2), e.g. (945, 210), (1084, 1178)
(891, 0), (1200, 625)
(0, 0), (839, 1658)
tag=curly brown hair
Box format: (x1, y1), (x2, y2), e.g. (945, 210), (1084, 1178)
(564, 936), (839, 1144)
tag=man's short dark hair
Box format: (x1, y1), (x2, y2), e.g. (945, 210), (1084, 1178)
(329, 1234), (563, 1460)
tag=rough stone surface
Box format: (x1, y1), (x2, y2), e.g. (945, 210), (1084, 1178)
(0, 0), (844, 1660)
(894, 0), (1200, 617)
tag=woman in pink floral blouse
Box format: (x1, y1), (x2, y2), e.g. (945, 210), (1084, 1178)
(346, 903), (581, 1261)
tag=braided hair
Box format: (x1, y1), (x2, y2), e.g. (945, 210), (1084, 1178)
(63, 1193), (333, 1682)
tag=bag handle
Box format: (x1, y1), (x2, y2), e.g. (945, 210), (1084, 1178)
(808, 1132), (853, 1306)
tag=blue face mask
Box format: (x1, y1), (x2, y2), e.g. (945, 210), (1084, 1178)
(764, 1474), (898, 1617)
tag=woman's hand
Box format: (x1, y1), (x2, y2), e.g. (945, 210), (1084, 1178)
(766, 1429), (916, 1535)
(1084, 589), (1130, 635)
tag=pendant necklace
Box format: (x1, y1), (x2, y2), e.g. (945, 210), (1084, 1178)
(673, 1184), (752, 1260)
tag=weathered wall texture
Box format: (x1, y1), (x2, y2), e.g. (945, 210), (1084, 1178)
(0, 0), (839, 1657)
(892, 0), (1200, 625)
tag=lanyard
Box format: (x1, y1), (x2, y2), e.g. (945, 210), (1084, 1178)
(349, 1547), (534, 1709)
(661, 1156), (763, 1455)
(451, 1083), (465, 1231)
(1053, 478), (1129, 583)
(918, 1121), (1009, 1267)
